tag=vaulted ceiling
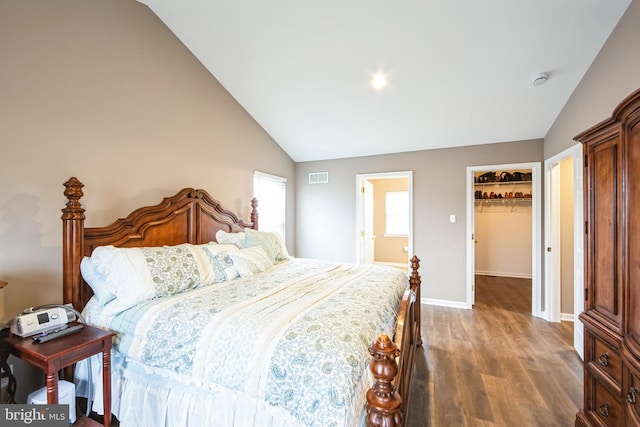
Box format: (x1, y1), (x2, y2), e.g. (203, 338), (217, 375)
(140, 0), (631, 162)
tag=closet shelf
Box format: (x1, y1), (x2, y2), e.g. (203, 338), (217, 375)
(474, 180), (532, 186)
(474, 198), (531, 213)
(474, 170), (532, 213)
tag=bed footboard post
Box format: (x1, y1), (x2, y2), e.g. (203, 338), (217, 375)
(250, 197), (259, 230)
(61, 177), (86, 310)
(409, 255), (422, 347)
(366, 334), (403, 427)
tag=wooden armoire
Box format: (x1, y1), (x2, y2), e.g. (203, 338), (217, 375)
(575, 88), (640, 427)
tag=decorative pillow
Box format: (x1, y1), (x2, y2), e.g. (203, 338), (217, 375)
(89, 244), (215, 316)
(202, 243), (240, 281)
(215, 230), (246, 248)
(139, 245), (202, 297)
(80, 257), (116, 305)
(244, 229), (290, 264)
(227, 246), (273, 278)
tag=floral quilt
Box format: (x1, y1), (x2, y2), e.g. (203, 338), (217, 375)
(83, 258), (408, 427)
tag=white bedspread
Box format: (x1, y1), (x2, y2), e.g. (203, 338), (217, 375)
(77, 258), (408, 427)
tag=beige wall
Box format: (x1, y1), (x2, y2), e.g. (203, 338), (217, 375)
(544, 0), (640, 158)
(0, 0), (295, 323)
(370, 178), (409, 264)
(296, 139), (543, 303)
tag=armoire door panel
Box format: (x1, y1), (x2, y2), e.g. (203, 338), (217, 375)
(588, 133), (623, 332)
(626, 118), (640, 358)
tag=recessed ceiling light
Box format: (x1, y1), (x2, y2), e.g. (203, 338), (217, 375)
(532, 72), (549, 86)
(371, 73), (387, 90)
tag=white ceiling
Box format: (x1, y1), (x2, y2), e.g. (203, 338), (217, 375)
(140, 0), (631, 162)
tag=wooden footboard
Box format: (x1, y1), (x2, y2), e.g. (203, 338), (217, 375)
(367, 256), (422, 427)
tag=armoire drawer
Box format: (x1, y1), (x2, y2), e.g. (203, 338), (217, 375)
(586, 332), (623, 388)
(625, 365), (640, 425)
(587, 375), (624, 427)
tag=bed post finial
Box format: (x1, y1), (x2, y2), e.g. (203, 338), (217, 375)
(250, 197), (259, 230)
(62, 177), (86, 309)
(409, 255), (420, 289)
(366, 334), (403, 427)
(62, 177), (85, 220)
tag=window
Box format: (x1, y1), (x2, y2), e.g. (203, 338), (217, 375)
(253, 171), (287, 240)
(385, 191), (409, 236)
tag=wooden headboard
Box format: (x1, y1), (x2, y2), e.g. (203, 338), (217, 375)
(61, 177), (258, 311)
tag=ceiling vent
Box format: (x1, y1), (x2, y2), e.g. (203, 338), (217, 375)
(309, 172), (329, 184)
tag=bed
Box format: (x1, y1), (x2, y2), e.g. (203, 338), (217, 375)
(61, 177), (422, 427)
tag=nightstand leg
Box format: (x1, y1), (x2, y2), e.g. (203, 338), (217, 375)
(103, 347), (111, 427)
(45, 371), (59, 404)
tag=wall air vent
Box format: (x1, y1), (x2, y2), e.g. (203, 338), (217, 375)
(309, 172), (329, 184)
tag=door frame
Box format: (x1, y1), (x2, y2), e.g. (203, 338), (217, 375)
(361, 179), (375, 264)
(544, 143), (584, 358)
(466, 162), (542, 314)
(355, 171), (413, 265)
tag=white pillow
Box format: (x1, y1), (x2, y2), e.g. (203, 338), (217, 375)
(244, 229), (290, 264)
(227, 246), (273, 278)
(90, 246), (153, 316)
(215, 230), (246, 248)
(202, 243), (240, 281)
(80, 257), (116, 305)
(90, 244), (214, 316)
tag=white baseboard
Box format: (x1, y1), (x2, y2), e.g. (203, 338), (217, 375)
(475, 271), (532, 279)
(421, 299), (575, 322)
(422, 298), (469, 309)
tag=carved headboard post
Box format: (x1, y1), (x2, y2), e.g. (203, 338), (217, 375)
(61, 179), (260, 311)
(61, 177), (86, 311)
(250, 197), (259, 230)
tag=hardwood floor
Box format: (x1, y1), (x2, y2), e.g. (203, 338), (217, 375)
(75, 275), (582, 426)
(406, 275), (583, 427)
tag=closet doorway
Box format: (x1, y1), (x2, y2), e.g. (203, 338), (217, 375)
(466, 162), (542, 315)
(355, 171), (413, 271)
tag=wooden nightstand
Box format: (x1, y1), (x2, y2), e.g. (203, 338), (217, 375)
(0, 323), (115, 427)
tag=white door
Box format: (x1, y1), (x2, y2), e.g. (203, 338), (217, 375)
(362, 180), (375, 264)
(572, 148), (584, 360)
(545, 163), (562, 323)
(544, 144), (584, 359)
(466, 168), (476, 306)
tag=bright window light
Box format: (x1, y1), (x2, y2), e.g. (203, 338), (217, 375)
(253, 171), (287, 240)
(385, 191), (409, 236)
